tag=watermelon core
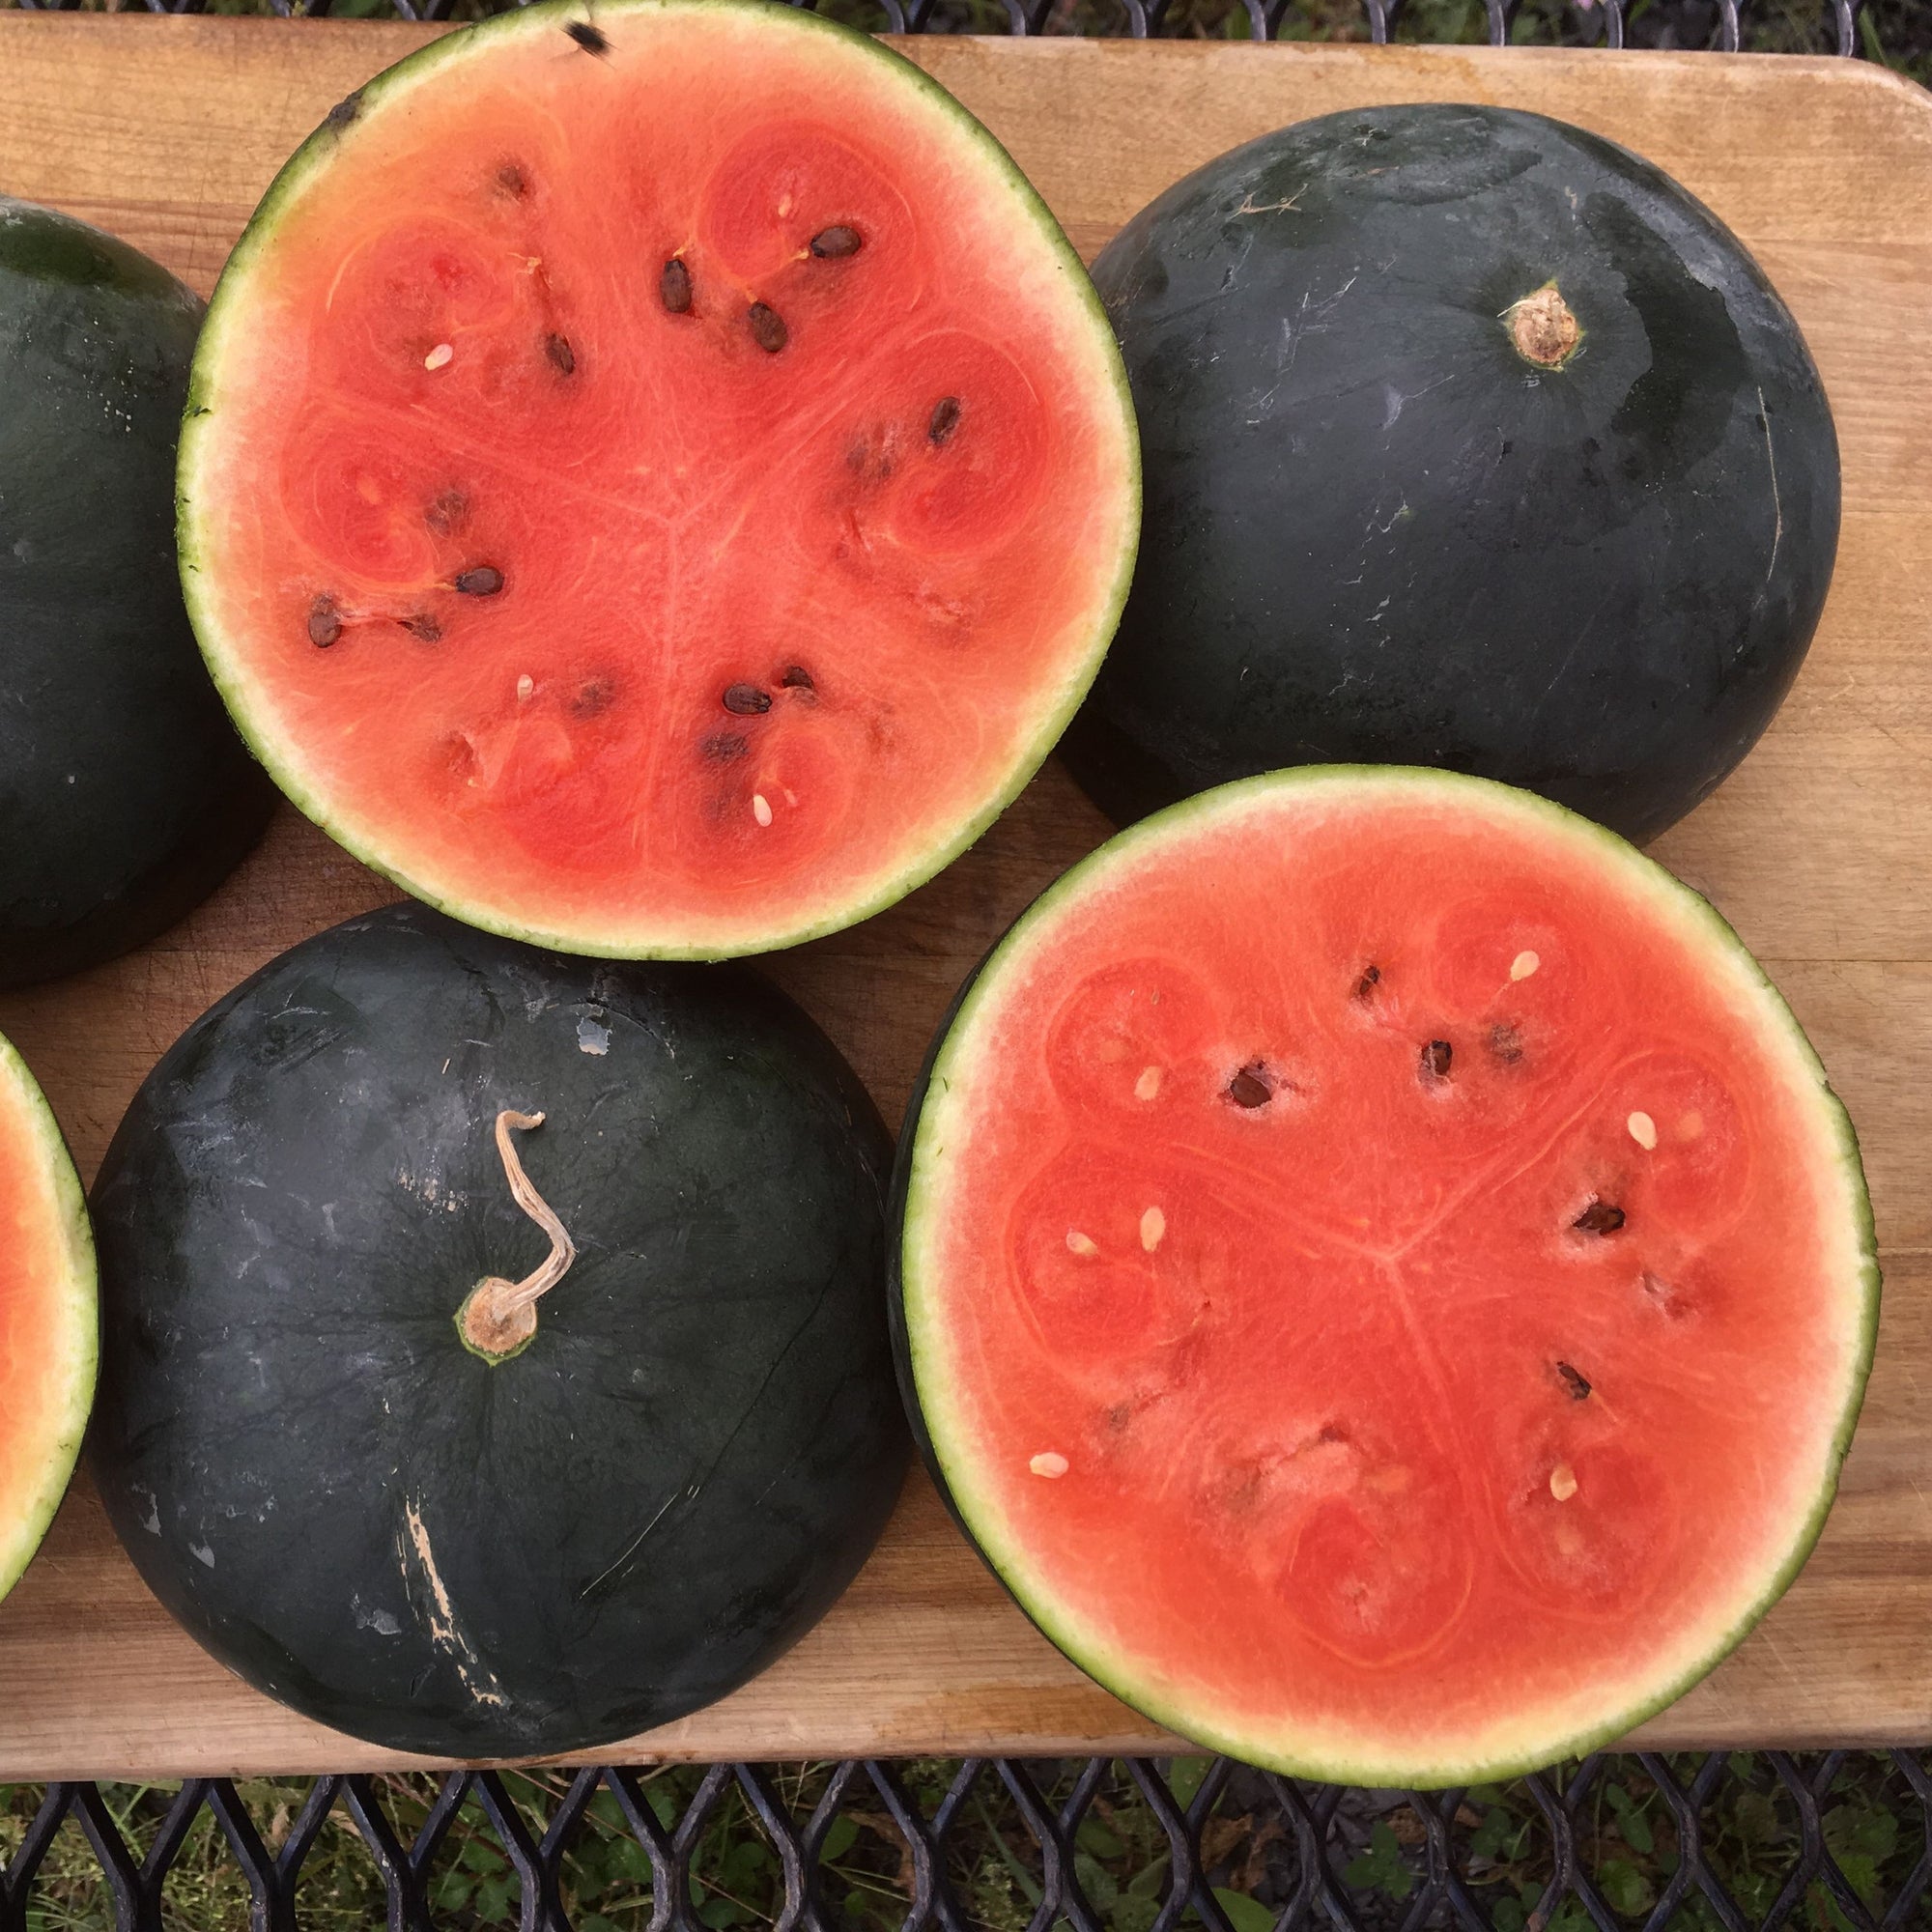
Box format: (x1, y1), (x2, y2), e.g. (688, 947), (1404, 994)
(0, 1035), (96, 1607)
(179, 0), (1138, 958)
(895, 770), (1877, 1782)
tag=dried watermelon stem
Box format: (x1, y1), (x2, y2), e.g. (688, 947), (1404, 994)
(456, 1109), (578, 1362)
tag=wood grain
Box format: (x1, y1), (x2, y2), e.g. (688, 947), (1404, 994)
(0, 17), (1928, 1776)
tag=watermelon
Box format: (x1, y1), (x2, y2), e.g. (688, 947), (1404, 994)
(893, 769), (1876, 1783)
(0, 1032), (96, 1607)
(0, 198), (274, 987)
(89, 903), (905, 1756)
(1065, 105), (1839, 844)
(177, 0), (1139, 960)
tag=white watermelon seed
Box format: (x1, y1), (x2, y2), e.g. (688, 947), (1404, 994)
(516, 674), (534, 702)
(1510, 950), (1541, 981)
(1549, 1463), (1578, 1501)
(424, 343), (454, 371)
(1134, 1065), (1163, 1101)
(1628, 1110), (1658, 1151)
(752, 793), (774, 827)
(1030, 1452), (1069, 1479)
(1065, 1230), (1098, 1258)
(1140, 1207), (1166, 1252)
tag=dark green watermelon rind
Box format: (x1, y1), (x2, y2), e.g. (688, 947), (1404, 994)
(894, 766), (1880, 1788)
(176, 0), (1139, 962)
(0, 1032), (99, 1607)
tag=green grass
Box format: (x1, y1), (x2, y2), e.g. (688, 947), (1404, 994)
(4, 1755), (1930, 1932)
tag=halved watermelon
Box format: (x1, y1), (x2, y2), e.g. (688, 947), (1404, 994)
(894, 768), (1877, 1783)
(178, 0), (1138, 958)
(0, 1034), (96, 1606)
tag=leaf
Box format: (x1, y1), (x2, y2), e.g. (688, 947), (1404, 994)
(1492, 1899), (1526, 1932)
(1597, 1858), (1656, 1918)
(1832, 1854), (1881, 1909)
(1167, 1759), (1212, 1808)
(1076, 1851), (1121, 1909)
(1343, 1821), (1414, 1902)
(1127, 1859), (1170, 1899)
(476, 1876), (513, 1924)
(1212, 1886), (1277, 1932)
(433, 1874), (474, 1912)
(460, 1840), (508, 1875)
(698, 1894), (747, 1929)
(1113, 1896), (1161, 1932)
(1470, 1807), (1515, 1862)
(1733, 1791), (1781, 1851)
(1079, 1815), (1127, 1861)
(1729, 1754), (1759, 1782)
(1605, 1788), (1654, 1858)
(820, 1816), (860, 1862)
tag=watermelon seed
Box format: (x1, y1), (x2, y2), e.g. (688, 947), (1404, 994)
(1555, 1361), (1592, 1400)
(1574, 1201), (1626, 1235)
(1549, 1463), (1579, 1502)
(1029, 1453), (1069, 1480)
(307, 597), (342, 648)
(752, 792), (775, 827)
(1627, 1110), (1659, 1151)
(497, 164), (527, 197)
(1355, 964), (1381, 998)
(724, 684), (773, 716)
(1065, 1229), (1098, 1257)
(1421, 1039), (1453, 1080)
(454, 566), (504, 597)
(424, 342), (454, 372)
(748, 303), (788, 355)
(573, 678), (615, 717)
(1511, 949), (1541, 980)
(704, 732), (749, 763)
(929, 396), (963, 446)
(660, 258), (693, 315)
(1140, 1207), (1166, 1251)
(1134, 1065), (1163, 1101)
(545, 333), (577, 376)
(1490, 1022), (1523, 1064)
(781, 665), (816, 694)
(810, 226), (863, 259)
(1227, 1065), (1271, 1108)
(517, 675), (534, 702)
(563, 19), (611, 54)
(402, 613), (441, 642)
(426, 489), (467, 534)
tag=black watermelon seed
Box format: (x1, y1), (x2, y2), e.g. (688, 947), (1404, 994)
(748, 303), (787, 355)
(545, 333), (576, 376)
(573, 678), (615, 718)
(928, 396), (963, 446)
(307, 597), (341, 648)
(781, 666), (815, 692)
(1355, 964), (1381, 998)
(1555, 1361), (1593, 1400)
(455, 566), (504, 597)
(564, 20), (611, 54)
(497, 163), (527, 197)
(1490, 1021), (1524, 1064)
(810, 226), (863, 259)
(703, 731), (749, 763)
(1421, 1040), (1452, 1080)
(660, 258), (693, 314)
(724, 684), (773, 716)
(402, 613), (442, 642)
(1574, 1201), (1627, 1236)
(1228, 1065), (1271, 1109)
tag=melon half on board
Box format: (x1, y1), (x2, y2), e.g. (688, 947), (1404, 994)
(893, 769), (1878, 1782)
(177, 0), (1139, 956)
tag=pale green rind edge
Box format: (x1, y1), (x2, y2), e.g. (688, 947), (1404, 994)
(0, 1033), (99, 1608)
(897, 765), (1882, 1788)
(176, 0), (1141, 962)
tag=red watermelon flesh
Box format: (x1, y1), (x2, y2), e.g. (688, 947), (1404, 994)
(179, 0), (1138, 957)
(0, 1036), (95, 1607)
(895, 769), (1877, 1782)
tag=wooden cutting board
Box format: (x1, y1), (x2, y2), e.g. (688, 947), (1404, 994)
(0, 15), (1928, 1779)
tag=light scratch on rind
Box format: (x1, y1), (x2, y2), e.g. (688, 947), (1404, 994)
(400, 1499), (508, 1707)
(1756, 384), (1783, 597)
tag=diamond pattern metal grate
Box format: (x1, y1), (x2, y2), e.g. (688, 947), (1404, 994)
(4, 1753), (1931, 1932)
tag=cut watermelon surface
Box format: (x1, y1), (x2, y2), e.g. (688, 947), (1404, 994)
(895, 770), (1877, 1782)
(0, 1035), (96, 1607)
(179, 0), (1138, 957)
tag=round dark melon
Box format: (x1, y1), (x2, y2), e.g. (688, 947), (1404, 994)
(89, 902), (906, 1756)
(1065, 105), (1839, 844)
(0, 198), (273, 988)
